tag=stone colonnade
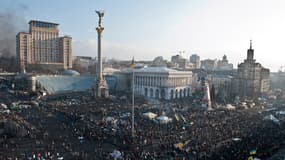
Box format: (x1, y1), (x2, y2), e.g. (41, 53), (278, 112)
(134, 74), (192, 100)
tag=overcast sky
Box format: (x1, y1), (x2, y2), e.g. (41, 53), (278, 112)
(1, 0), (285, 71)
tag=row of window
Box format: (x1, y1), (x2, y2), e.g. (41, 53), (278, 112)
(32, 22), (57, 28)
(135, 76), (190, 87)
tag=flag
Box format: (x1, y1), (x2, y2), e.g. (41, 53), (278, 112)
(183, 140), (190, 145)
(174, 114), (180, 121)
(180, 115), (186, 122)
(130, 57), (135, 69)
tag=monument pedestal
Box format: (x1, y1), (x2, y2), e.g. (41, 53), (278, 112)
(94, 78), (109, 98)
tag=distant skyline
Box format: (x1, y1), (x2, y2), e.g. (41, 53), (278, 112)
(1, 0), (285, 71)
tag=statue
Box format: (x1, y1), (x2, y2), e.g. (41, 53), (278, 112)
(95, 10), (104, 27)
(93, 9), (109, 98)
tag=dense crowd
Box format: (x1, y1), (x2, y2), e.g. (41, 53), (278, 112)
(1, 93), (285, 159)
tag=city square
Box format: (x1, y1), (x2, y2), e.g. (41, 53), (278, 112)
(1, 0), (285, 160)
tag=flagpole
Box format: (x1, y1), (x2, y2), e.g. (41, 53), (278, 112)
(131, 66), (135, 138)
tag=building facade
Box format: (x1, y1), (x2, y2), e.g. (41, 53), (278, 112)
(151, 56), (167, 67)
(237, 41), (270, 99)
(217, 55), (233, 71)
(171, 55), (190, 69)
(207, 74), (234, 100)
(201, 59), (218, 71)
(16, 20), (72, 72)
(133, 67), (193, 100)
(190, 54), (201, 69)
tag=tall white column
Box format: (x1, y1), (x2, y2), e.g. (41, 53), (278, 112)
(96, 27), (103, 80)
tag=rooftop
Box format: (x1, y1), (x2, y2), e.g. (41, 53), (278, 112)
(138, 66), (178, 73)
(135, 66), (192, 74)
(29, 20), (59, 25)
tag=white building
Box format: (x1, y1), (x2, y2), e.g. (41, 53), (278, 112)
(201, 59), (218, 71)
(133, 67), (193, 100)
(217, 55), (233, 71)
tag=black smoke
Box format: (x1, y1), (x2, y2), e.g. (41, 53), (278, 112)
(0, 5), (28, 58)
(0, 4), (28, 72)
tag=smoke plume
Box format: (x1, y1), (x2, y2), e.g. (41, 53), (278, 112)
(0, 7), (27, 57)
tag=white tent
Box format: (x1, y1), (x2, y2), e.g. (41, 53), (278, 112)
(226, 104), (236, 110)
(110, 150), (122, 159)
(106, 116), (114, 122)
(143, 112), (157, 119)
(232, 138), (241, 141)
(157, 115), (172, 124)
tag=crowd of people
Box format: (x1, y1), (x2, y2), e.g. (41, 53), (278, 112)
(1, 92), (285, 159)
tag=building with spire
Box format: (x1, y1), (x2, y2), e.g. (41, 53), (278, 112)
(237, 40), (270, 99)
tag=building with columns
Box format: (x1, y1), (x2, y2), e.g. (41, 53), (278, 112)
(133, 67), (193, 100)
(237, 40), (270, 99)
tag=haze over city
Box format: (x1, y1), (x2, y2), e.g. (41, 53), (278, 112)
(1, 0), (285, 71)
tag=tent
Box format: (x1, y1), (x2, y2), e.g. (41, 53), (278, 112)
(143, 112), (157, 119)
(157, 115), (172, 124)
(110, 150), (122, 159)
(106, 116), (115, 122)
(232, 138), (241, 141)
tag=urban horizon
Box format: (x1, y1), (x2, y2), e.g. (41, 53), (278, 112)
(1, 0), (285, 72)
(1, 1), (285, 160)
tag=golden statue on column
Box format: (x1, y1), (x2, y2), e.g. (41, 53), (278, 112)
(93, 10), (109, 98)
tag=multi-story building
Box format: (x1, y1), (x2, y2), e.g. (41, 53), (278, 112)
(207, 74), (234, 100)
(190, 54), (201, 69)
(16, 32), (31, 71)
(171, 54), (190, 69)
(151, 56), (167, 67)
(270, 70), (285, 91)
(217, 55), (233, 71)
(133, 67), (193, 100)
(73, 56), (96, 71)
(113, 66), (193, 100)
(16, 20), (72, 72)
(237, 41), (270, 99)
(201, 59), (218, 71)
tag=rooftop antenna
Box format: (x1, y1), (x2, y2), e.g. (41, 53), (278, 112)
(250, 39), (252, 49)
